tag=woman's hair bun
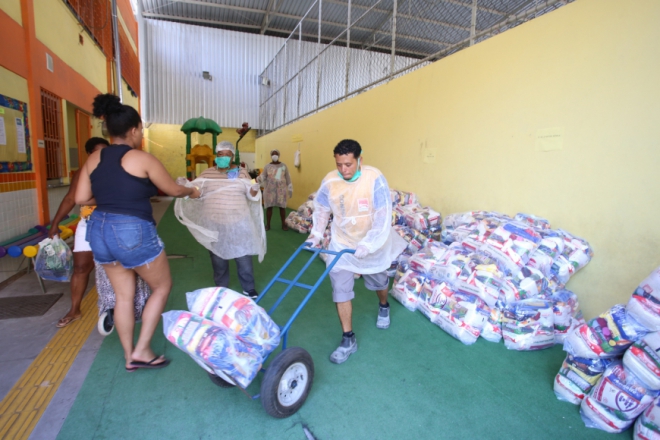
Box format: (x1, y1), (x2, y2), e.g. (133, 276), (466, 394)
(92, 94), (123, 118)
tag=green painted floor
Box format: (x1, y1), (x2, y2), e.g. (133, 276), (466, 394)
(58, 205), (630, 439)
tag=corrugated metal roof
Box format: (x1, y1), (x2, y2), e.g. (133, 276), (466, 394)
(140, 0), (571, 60)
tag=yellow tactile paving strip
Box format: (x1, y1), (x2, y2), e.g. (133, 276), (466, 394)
(0, 287), (98, 440)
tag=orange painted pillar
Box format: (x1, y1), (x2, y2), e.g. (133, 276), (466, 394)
(21, 0), (49, 224)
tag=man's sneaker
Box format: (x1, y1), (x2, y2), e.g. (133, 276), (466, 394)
(377, 305), (390, 329)
(243, 289), (259, 300)
(329, 334), (357, 364)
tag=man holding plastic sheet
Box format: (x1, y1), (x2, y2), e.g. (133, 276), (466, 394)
(307, 139), (407, 364)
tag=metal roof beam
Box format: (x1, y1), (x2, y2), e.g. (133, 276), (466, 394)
(322, 0), (510, 19)
(264, 26), (433, 58)
(143, 12), (262, 29)
(260, 0), (277, 34)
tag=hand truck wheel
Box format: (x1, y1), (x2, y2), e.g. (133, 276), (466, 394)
(261, 347), (314, 418)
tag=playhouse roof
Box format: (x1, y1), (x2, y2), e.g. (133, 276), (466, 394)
(180, 117), (222, 135)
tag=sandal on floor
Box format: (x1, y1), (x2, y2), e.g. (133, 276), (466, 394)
(56, 315), (81, 328)
(265, 225), (271, 231)
(129, 356), (171, 370)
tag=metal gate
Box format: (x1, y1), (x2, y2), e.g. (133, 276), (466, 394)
(40, 89), (65, 179)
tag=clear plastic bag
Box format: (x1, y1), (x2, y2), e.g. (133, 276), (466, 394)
(634, 395), (660, 440)
(35, 236), (73, 282)
(163, 311), (262, 388)
(502, 299), (555, 351)
(623, 332), (660, 391)
(563, 304), (647, 359)
(587, 362), (659, 425)
(554, 354), (612, 405)
(186, 287), (281, 357)
(627, 267), (660, 332)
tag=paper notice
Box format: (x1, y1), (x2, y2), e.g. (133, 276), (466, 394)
(536, 127), (564, 152)
(0, 117), (6, 145)
(15, 118), (26, 153)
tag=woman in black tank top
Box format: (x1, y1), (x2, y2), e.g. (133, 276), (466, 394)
(76, 94), (200, 371)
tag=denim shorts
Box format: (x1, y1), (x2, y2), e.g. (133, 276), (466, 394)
(86, 211), (164, 269)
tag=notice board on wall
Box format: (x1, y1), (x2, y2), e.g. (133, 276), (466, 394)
(0, 94), (32, 172)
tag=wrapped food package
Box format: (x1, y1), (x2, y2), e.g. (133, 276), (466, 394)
(502, 299), (555, 351)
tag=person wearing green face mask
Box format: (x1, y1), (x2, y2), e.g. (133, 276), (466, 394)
(305, 139), (406, 364)
(187, 141), (265, 300)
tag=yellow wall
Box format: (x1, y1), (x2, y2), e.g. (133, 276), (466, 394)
(145, 123), (257, 178)
(34, 0), (107, 93)
(0, 0), (22, 25)
(0, 66), (29, 102)
(256, 0), (660, 319)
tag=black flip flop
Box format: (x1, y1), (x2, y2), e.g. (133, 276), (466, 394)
(129, 356), (171, 370)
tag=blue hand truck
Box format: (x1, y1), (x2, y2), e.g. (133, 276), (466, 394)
(207, 242), (355, 418)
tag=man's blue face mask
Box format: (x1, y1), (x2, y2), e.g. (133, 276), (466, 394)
(338, 157), (361, 182)
(215, 156), (231, 168)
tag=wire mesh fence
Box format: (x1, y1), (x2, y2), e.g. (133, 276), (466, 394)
(258, 0), (572, 135)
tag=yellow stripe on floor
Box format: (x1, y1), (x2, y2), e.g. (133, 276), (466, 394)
(0, 287), (99, 440)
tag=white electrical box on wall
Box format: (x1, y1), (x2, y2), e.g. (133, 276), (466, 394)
(46, 53), (54, 72)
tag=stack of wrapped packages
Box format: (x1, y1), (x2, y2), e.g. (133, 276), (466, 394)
(552, 267), (660, 435)
(391, 209), (592, 349)
(285, 193), (316, 234)
(162, 287), (280, 388)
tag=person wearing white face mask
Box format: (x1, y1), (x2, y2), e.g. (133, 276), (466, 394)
(175, 141), (265, 300)
(257, 149), (293, 231)
(306, 139), (406, 364)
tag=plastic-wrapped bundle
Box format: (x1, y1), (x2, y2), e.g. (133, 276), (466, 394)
(627, 267), (660, 332)
(443, 223), (476, 244)
(393, 259), (411, 284)
(551, 289), (581, 344)
(554, 354), (613, 405)
(512, 266), (548, 299)
(481, 306), (503, 343)
(390, 269), (425, 312)
(426, 225), (443, 242)
(285, 212), (312, 234)
(557, 229), (594, 274)
(427, 244), (472, 283)
(408, 242), (448, 276)
(297, 200), (315, 218)
(35, 237), (74, 282)
(514, 213), (551, 230)
(624, 333), (660, 391)
(443, 211), (488, 230)
(390, 189), (402, 207)
(457, 263), (503, 308)
(405, 230), (429, 255)
(580, 396), (632, 434)
(307, 192), (317, 200)
(461, 218), (501, 252)
(481, 222), (542, 275)
(404, 207), (441, 232)
(527, 234), (565, 278)
(186, 287), (281, 356)
(564, 305), (648, 359)
(432, 291), (489, 346)
(502, 299), (555, 351)
(163, 311), (263, 388)
(393, 225), (416, 243)
(417, 278), (453, 321)
(634, 396), (660, 440)
(549, 255), (576, 287)
(581, 362), (659, 432)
